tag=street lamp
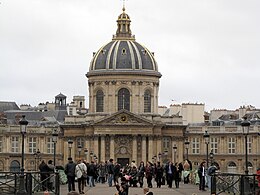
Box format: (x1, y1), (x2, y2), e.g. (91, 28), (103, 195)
(84, 148), (88, 161)
(77, 145), (82, 159)
(52, 128), (58, 167)
(203, 130), (210, 168)
(158, 152), (162, 162)
(34, 149), (41, 171)
(17, 115), (28, 195)
(173, 145), (177, 163)
(68, 139), (73, 158)
(209, 150), (214, 165)
(153, 155), (157, 163)
(184, 139), (190, 160)
(241, 117), (250, 175)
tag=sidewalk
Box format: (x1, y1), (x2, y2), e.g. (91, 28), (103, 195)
(60, 182), (210, 195)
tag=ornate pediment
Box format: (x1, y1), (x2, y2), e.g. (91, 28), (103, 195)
(94, 109), (153, 126)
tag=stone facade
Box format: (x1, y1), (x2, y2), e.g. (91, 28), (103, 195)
(187, 124), (260, 174)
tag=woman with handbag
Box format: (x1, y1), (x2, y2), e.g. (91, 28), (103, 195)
(75, 159), (87, 194)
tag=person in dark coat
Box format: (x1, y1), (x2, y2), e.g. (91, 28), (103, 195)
(87, 161), (97, 187)
(198, 161), (206, 191)
(65, 157), (76, 192)
(173, 163), (181, 188)
(145, 162), (154, 188)
(129, 166), (138, 187)
(165, 161), (176, 188)
(107, 159), (114, 187)
(39, 160), (50, 191)
(98, 161), (106, 183)
(155, 162), (163, 188)
(114, 162), (121, 185)
(138, 161), (145, 188)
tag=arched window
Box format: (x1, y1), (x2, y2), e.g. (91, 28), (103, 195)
(10, 160), (20, 172)
(96, 90), (104, 112)
(118, 88), (130, 111)
(144, 90), (151, 113)
(227, 161), (237, 173)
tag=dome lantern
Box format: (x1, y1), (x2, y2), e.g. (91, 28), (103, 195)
(113, 7), (135, 40)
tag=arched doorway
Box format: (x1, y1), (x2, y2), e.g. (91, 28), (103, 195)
(10, 160), (20, 172)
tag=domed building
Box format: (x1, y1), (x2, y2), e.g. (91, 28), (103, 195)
(62, 7), (186, 166)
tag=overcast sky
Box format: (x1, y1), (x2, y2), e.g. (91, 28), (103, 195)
(0, 0), (259, 112)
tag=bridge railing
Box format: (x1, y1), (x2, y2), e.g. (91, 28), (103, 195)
(0, 171), (60, 195)
(211, 173), (259, 195)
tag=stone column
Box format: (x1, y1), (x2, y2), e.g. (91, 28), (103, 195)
(142, 136), (147, 163)
(156, 136), (162, 162)
(132, 136), (138, 162)
(93, 135), (99, 159)
(85, 136), (91, 162)
(177, 139), (184, 163)
(172, 139), (176, 162)
(88, 82), (94, 113)
(100, 136), (105, 162)
(6, 135), (10, 154)
(110, 136), (115, 160)
(148, 136), (154, 162)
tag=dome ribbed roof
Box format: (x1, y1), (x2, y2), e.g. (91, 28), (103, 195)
(90, 40), (158, 71)
(87, 7), (161, 77)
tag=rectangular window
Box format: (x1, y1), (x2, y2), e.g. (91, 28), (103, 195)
(0, 137), (2, 153)
(162, 137), (170, 149)
(228, 137), (236, 154)
(192, 137), (200, 154)
(210, 137), (218, 154)
(248, 136), (252, 154)
(11, 136), (19, 153)
(69, 108), (73, 115)
(29, 137), (37, 153)
(77, 138), (85, 148)
(47, 137), (54, 154)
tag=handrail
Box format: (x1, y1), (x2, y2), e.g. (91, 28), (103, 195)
(211, 172), (259, 195)
(0, 171), (60, 195)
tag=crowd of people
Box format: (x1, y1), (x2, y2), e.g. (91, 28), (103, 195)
(38, 157), (260, 195)
(62, 157), (194, 194)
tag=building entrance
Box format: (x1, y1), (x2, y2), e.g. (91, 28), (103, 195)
(117, 158), (129, 167)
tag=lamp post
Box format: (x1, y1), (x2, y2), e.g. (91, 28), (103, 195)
(17, 115), (28, 195)
(90, 151), (93, 161)
(34, 149), (41, 171)
(52, 128), (58, 167)
(173, 145), (177, 163)
(184, 139), (190, 160)
(203, 131), (210, 168)
(77, 145), (82, 159)
(68, 139), (73, 158)
(241, 117), (250, 175)
(209, 150), (214, 165)
(84, 148), (88, 161)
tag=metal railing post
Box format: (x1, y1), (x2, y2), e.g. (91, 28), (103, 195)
(55, 171), (60, 195)
(211, 174), (216, 195)
(240, 175), (245, 195)
(26, 173), (32, 195)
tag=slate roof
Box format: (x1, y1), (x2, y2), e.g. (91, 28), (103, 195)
(0, 101), (20, 112)
(4, 110), (67, 125)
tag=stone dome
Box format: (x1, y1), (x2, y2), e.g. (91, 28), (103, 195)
(88, 7), (161, 77)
